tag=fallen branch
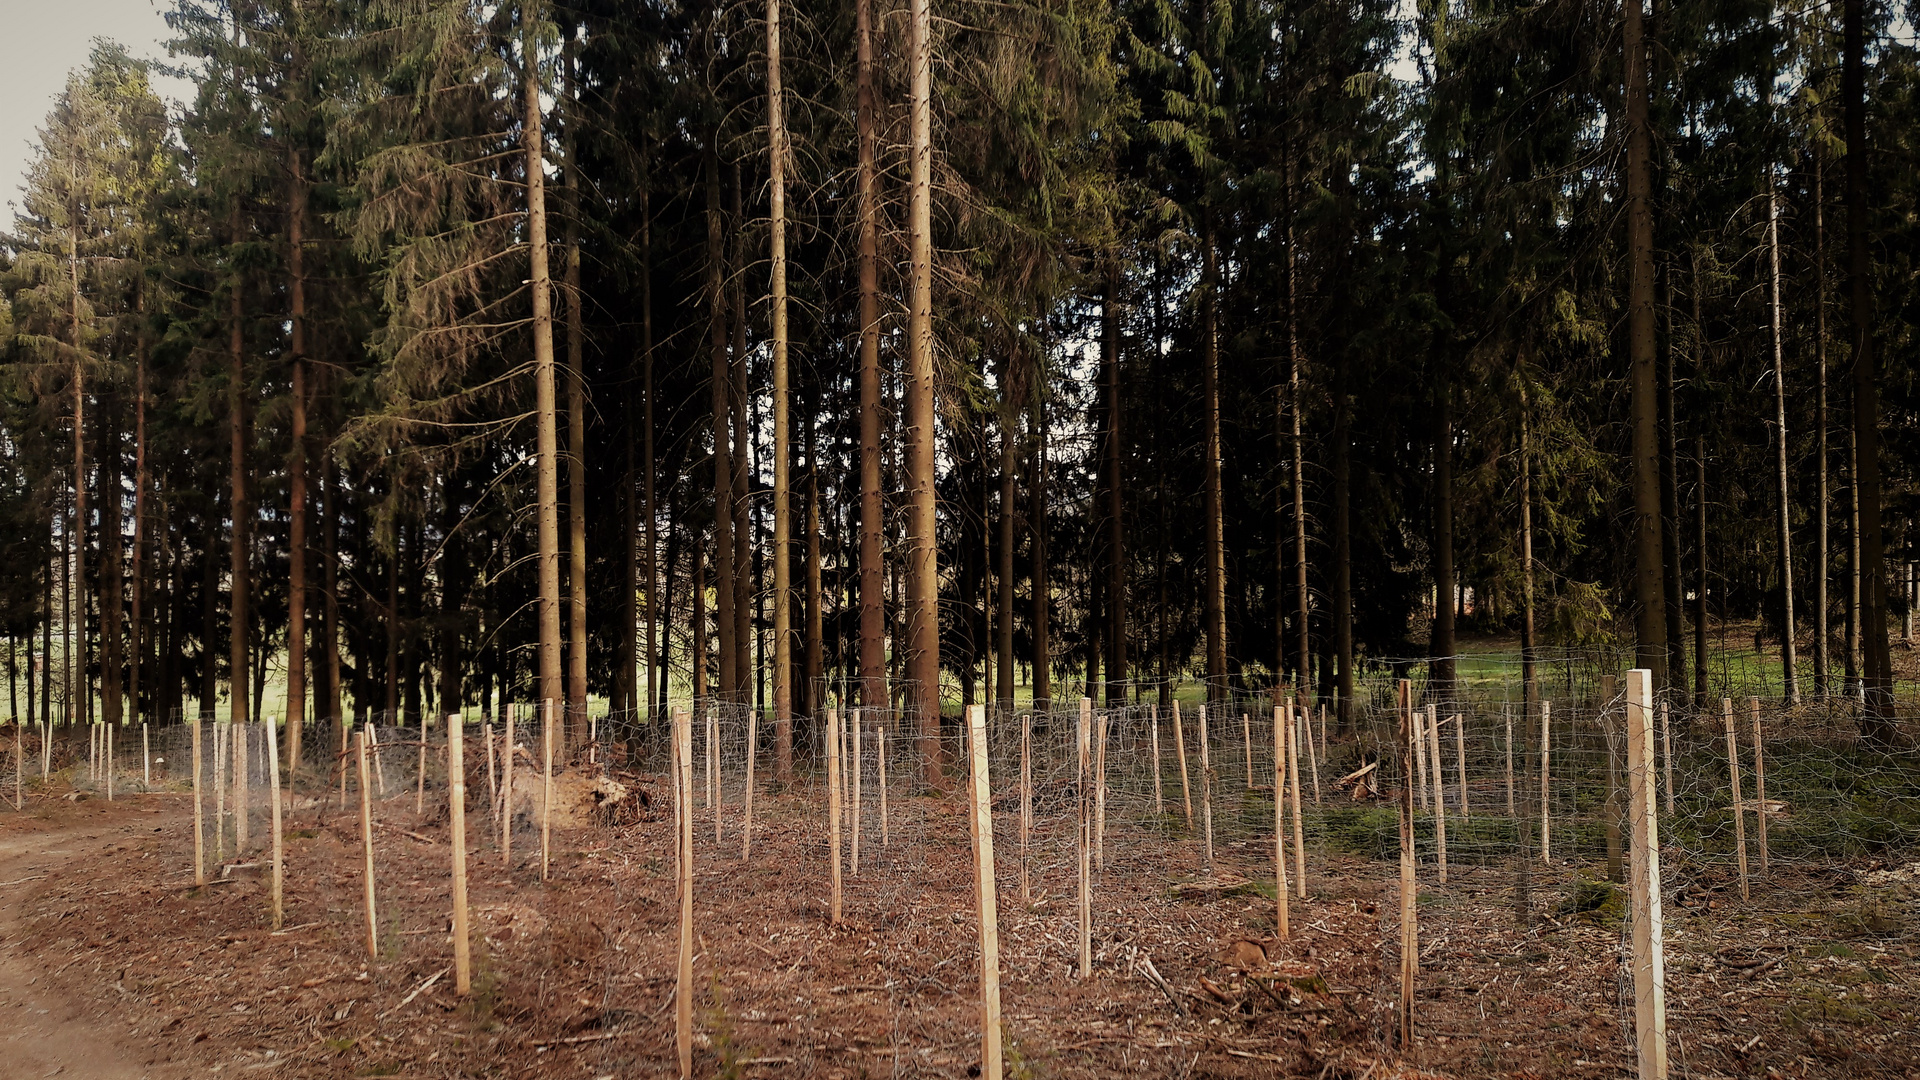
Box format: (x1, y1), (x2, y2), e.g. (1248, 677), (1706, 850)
(534, 1030), (622, 1048)
(1132, 951), (1186, 1017)
(378, 966), (451, 1020)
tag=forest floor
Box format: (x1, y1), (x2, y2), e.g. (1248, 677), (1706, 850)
(0, 773), (1916, 1079)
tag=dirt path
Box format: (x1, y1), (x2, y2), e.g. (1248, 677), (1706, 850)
(0, 801), (188, 1080)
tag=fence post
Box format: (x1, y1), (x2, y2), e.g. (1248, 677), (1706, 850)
(1750, 698), (1768, 875)
(1171, 701), (1193, 832)
(1198, 703), (1214, 874)
(851, 710), (863, 875)
(827, 706), (842, 925)
(449, 716), (470, 996)
(1428, 704), (1447, 884)
(1539, 700), (1552, 864)
(1288, 705), (1306, 898)
(1303, 699), (1321, 805)
(743, 702), (757, 862)
(1241, 713), (1252, 790)
(1148, 705), (1164, 816)
(1660, 702), (1674, 816)
(1414, 702), (1430, 811)
(143, 722), (150, 790)
(106, 722), (113, 801)
(878, 721), (889, 849)
(1453, 712), (1469, 820)
(1019, 713), (1031, 905)
(1095, 707), (1108, 873)
(501, 710), (514, 868)
(416, 711), (427, 815)
(1077, 698), (1092, 978)
(673, 707), (693, 1080)
(214, 721), (226, 863)
(1505, 706), (1515, 816)
(1397, 679), (1418, 1049)
(1272, 705), (1289, 940)
(191, 720), (205, 886)
(964, 703), (1004, 1080)
(1625, 669), (1669, 1080)
(541, 699), (553, 882)
(1722, 697), (1748, 901)
(356, 730), (377, 959)
(267, 719), (283, 930)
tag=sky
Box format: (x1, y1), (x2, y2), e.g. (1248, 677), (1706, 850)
(1, 0), (190, 215)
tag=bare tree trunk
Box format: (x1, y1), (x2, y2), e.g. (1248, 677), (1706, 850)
(1624, 0), (1667, 683)
(704, 140), (738, 705)
(67, 222), (88, 730)
(101, 389), (122, 730)
(855, 0), (887, 713)
(1767, 176), (1798, 703)
(524, 3), (565, 712)
(1431, 371), (1454, 699)
(1288, 214), (1309, 700)
(996, 383), (1016, 718)
(229, 208), (251, 732)
(1814, 149), (1830, 696)
(287, 149), (308, 769)
(693, 531), (708, 707)
(768, 0), (794, 780)
(805, 416), (823, 718)
(641, 162), (657, 725)
(562, 45), (589, 742)
(906, 0), (942, 785)
(130, 292), (148, 728)
(1331, 357), (1353, 728)
(1696, 435), (1709, 705)
(1659, 272), (1686, 693)
(1200, 219), (1228, 705)
(730, 163), (753, 707)
(1103, 263), (1126, 708)
(323, 441), (342, 726)
(1030, 398), (1050, 713)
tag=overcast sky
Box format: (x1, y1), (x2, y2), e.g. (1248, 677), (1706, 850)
(1, 0), (190, 215)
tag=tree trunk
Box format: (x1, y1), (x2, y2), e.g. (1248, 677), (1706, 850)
(1030, 398), (1050, 713)
(1659, 272), (1686, 693)
(101, 394), (122, 730)
(1814, 148), (1830, 696)
(996, 358), (1017, 719)
(1844, 0), (1894, 731)
(1767, 176), (1798, 703)
(769, 0), (795, 780)
(1200, 219), (1228, 705)
(906, 0), (942, 784)
(1103, 263), (1126, 708)
(805, 415), (824, 718)
(130, 293), (148, 728)
(1331, 353), (1353, 728)
(1624, 0), (1667, 683)
(855, 0), (886, 714)
(524, 3), (565, 714)
(287, 149), (308, 769)
(1431, 371), (1454, 699)
(562, 45), (589, 742)
(229, 208), (251, 732)
(1519, 373), (1536, 707)
(323, 440), (342, 726)
(1288, 215), (1310, 700)
(1696, 434), (1709, 705)
(704, 139), (738, 706)
(68, 223), (88, 730)
(641, 160), (658, 726)
(730, 163), (753, 707)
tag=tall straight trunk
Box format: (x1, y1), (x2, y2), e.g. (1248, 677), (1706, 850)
(524, 5), (565, 712)
(996, 355), (1016, 717)
(704, 141), (738, 704)
(641, 164), (658, 725)
(562, 47), (588, 739)
(1288, 216), (1309, 698)
(855, 0), (886, 712)
(1696, 435), (1709, 704)
(1200, 220), (1228, 705)
(287, 150), (308, 767)
(1659, 273), (1686, 692)
(1519, 374), (1537, 707)
(1814, 150), (1830, 695)
(1623, 0), (1667, 683)
(905, 0), (942, 784)
(385, 537), (399, 719)
(1430, 372), (1454, 698)
(805, 417), (823, 717)
(620, 327), (637, 715)
(201, 512), (218, 717)
(1767, 176), (1798, 703)
(729, 164), (753, 706)
(1331, 356), (1353, 728)
(101, 396), (122, 729)
(693, 525), (708, 706)
(229, 209), (251, 732)
(67, 223), (87, 729)
(323, 443), (341, 724)
(768, 0), (794, 779)
(437, 483), (466, 721)
(1847, 429), (1859, 690)
(130, 295), (148, 727)
(1103, 263), (1126, 708)
(1844, 0), (1894, 730)
(1030, 399), (1050, 712)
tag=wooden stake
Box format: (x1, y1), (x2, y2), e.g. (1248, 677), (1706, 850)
(1171, 700), (1193, 831)
(1288, 705), (1306, 898)
(416, 711), (427, 815)
(1019, 713), (1031, 905)
(1148, 705), (1164, 816)
(1076, 697), (1092, 978)
(1413, 702), (1430, 811)
(191, 719), (205, 886)
(826, 706), (842, 924)
(1396, 679), (1417, 1049)
(1758, 699), (1766, 876)
(484, 721), (497, 814)
(1660, 702), (1674, 816)
(501, 709), (514, 868)
(964, 704), (1004, 1080)
(1094, 707), (1108, 873)
(337, 715), (348, 804)
(1303, 699), (1321, 804)
(1539, 700), (1552, 864)
(541, 699), (553, 882)
(1428, 704), (1447, 883)
(1625, 669), (1669, 1080)
(1722, 697), (1748, 901)
(356, 730), (377, 959)
(448, 717), (471, 996)
(14, 721), (21, 810)
(142, 722), (150, 789)
(878, 721), (889, 849)
(1318, 704), (1327, 766)
(214, 721), (226, 863)
(851, 709), (863, 875)
(1272, 706), (1289, 940)
(105, 722), (113, 801)
(1453, 712), (1468, 819)
(266, 718), (284, 930)
(1504, 706), (1515, 816)
(742, 698), (757, 861)
(369, 723), (388, 797)
(1198, 703), (1214, 874)
(235, 722), (248, 853)
(710, 711), (721, 845)
(1241, 712), (1252, 790)
(673, 708), (693, 1080)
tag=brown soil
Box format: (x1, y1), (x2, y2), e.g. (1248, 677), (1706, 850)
(0, 780), (1914, 1079)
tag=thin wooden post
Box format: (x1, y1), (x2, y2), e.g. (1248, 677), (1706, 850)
(14, 721), (22, 809)
(1019, 713), (1031, 904)
(1540, 700), (1552, 864)
(356, 730), (377, 959)
(416, 711), (427, 815)
(1660, 702), (1674, 816)
(1429, 704), (1447, 883)
(673, 707), (693, 1080)
(369, 723), (388, 796)
(1453, 712), (1468, 819)
(1504, 706), (1515, 816)
(742, 698), (757, 861)
(1171, 700), (1193, 831)
(500, 709), (514, 868)
(710, 711), (722, 845)
(851, 709), (863, 874)
(1198, 703), (1214, 873)
(964, 704), (1004, 1080)
(448, 717), (471, 996)
(266, 719), (283, 930)
(1396, 679), (1417, 1049)
(1750, 698), (1768, 875)
(1241, 712), (1252, 790)
(105, 722), (113, 801)
(142, 722), (150, 789)
(878, 721), (889, 849)
(214, 721), (226, 862)
(1148, 705), (1164, 815)
(235, 722), (249, 853)
(337, 715), (348, 804)
(1625, 669), (1669, 1080)
(826, 706), (842, 924)
(1318, 704), (1327, 765)
(1288, 705), (1306, 898)
(1076, 697), (1092, 978)
(191, 719), (205, 886)
(1272, 706), (1290, 940)
(1303, 700), (1321, 804)
(484, 721), (497, 813)
(1413, 702), (1430, 811)
(1722, 697), (1748, 901)
(541, 699), (553, 882)
(1094, 707), (1108, 873)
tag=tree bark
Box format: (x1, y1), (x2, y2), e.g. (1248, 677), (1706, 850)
(1624, 0), (1667, 684)
(730, 163), (753, 707)
(524, 2), (565, 713)
(996, 378), (1016, 718)
(130, 290), (148, 728)
(562, 44), (588, 742)
(704, 139), (738, 706)
(855, 0), (887, 713)
(1431, 370), (1454, 699)
(769, 0), (795, 779)
(1814, 148), (1830, 696)
(1288, 215), (1310, 700)
(1201, 219), (1228, 705)
(1659, 272), (1686, 693)
(1331, 354), (1353, 728)
(641, 155), (657, 725)
(229, 207), (251, 732)
(287, 147), (308, 768)
(906, 0), (943, 784)
(1103, 263), (1126, 708)
(1767, 175), (1798, 703)
(1030, 398), (1050, 713)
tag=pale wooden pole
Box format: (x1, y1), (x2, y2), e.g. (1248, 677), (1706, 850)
(266, 719), (284, 929)
(356, 730), (377, 959)
(877, 721), (889, 849)
(337, 715), (349, 805)
(1302, 700), (1321, 804)
(416, 711), (427, 815)
(1076, 697), (1092, 978)
(1241, 712), (1252, 790)
(826, 706), (842, 924)
(1722, 697), (1748, 901)
(712, 710), (723, 846)
(1019, 712), (1031, 905)
(1171, 700), (1193, 831)
(1413, 702), (1430, 811)
(1625, 669), (1669, 1080)
(1504, 706), (1515, 817)
(501, 709), (515, 868)
(1540, 700), (1552, 864)
(851, 709), (863, 874)
(1660, 702), (1674, 817)
(1272, 705), (1289, 940)
(369, 724), (388, 796)
(1758, 691), (1766, 868)
(448, 717), (471, 996)
(14, 721), (22, 809)
(1318, 704), (1327, 765)
(541, 699), (553, 882)
(235, 722), (249, 852)
(1396, 679), (1418, 1050)
(964, 704), (1004, 1080)
(673, 707), (694, 1080)
(742, 697), (757, 861)
(1453, 712), (1468, 819)
(142, 722), (150, 789)
(1428, 704), (1447, 883)
(1148, 705), (1164, 815)
(1288, 705), (1306, 898)
(191, 719), (205, 886)
(1198, 703), (1214, 873)
(105, 722), (113, 801)
(214, 720), (226, 863)
(484, 721), (497, 815)
(1094, 707), (1108, 873)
